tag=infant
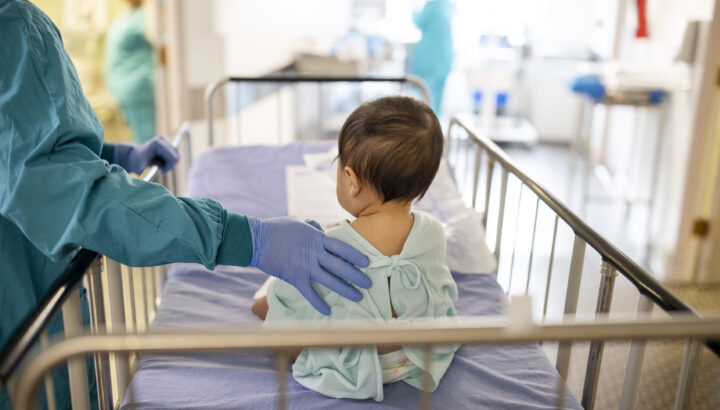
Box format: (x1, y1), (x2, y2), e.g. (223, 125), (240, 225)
(253, 96), (458, 401)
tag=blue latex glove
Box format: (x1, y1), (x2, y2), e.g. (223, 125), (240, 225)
(248, 216), (371, 315)
(113, 135), (180, 174)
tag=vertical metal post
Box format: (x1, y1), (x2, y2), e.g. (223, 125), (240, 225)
(419, 346), (433, 410)
(62, 287), (91, 410)
(122, 266), (136, 333)
(86, 258), (113, 410)
(277, 88), (283, 144)
(581, 260), (619, 409)
(144, 268), (155, 323)
(495, 169), (509, 265)
(463, 137), (473, 196)
(555, 370), (568, 410)
(525, 197), (541, 295)
(483, 158), (495, 227)
(543, 216), (560, 318)
(106, 260), (130, 406)
(556, 235), (586, 380)
(507, 185), (525, 293)
(275, 352), (288, 410)
(472, 144), (482, 209)
(619, 294), (653, 410)
(673, 338), (701, 410)
(155, 265), (167, 307)
(445, 129), (453, 163)
(40, 331), (57, 410)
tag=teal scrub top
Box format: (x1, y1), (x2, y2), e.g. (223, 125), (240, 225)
(0, 0), (253, 357)
(105, 6), (155, 104)
(410, 0), (454, 78)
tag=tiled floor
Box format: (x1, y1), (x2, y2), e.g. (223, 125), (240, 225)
(484, 142), (720, 409)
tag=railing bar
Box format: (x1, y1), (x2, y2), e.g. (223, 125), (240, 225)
(581, 260), (618, 409)
(554, 371), (567, 410)
(463, 137), (473, 200)
(155, 265), (166, 307)
(495, 169), (509, 268)
(419, 346), (433, 410)
(525, 197), (541, 295)
(472, 143), (482, 209)
(555, 235), (586, 380)
(40, 331), (57, 410)
(507, 184), (525, 294)
(61, 287), (91, 410)
(146, 267), (157, 321)
(275, 352), (288, 410)
(448, 116), (709, 335)
(105, 260), (129, 406)
(543, 215), (560, 319)
(86, 258), (113, 410)
(619, 294), (653, 410)
(483, 158), (495, 227)
(673, 338), (701, 410)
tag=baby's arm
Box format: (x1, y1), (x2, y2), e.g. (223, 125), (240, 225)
(252, 296), (269, 320)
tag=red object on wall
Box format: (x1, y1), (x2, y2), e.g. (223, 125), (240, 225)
(636, 0), (649, 38)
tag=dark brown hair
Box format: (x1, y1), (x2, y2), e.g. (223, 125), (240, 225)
(338, 96), (444, 203)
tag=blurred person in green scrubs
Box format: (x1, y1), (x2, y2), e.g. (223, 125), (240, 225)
(105, 0), (157, 143)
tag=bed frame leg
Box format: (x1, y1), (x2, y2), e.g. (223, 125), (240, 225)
(581, 259), (618, 409)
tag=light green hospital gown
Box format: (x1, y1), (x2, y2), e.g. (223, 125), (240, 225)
(266, 211), (458, 401)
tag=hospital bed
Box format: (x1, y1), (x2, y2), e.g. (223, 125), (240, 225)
(2, 76), (719, 410)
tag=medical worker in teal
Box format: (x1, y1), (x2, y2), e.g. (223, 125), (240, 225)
(410, 0), (454, 114)
(105, 0), (156, 143)
(0, 1), (370, 408)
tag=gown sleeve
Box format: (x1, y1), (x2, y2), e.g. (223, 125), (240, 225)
(0, 1), (251, 269)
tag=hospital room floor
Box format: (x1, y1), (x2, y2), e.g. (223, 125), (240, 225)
(497, 142), (720, 409)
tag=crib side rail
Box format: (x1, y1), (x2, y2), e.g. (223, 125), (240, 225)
(14, 315), (720, 410)
(0, 122), (191, 409)
(203, 74), (430, 147)
(446, 114), (718, 410)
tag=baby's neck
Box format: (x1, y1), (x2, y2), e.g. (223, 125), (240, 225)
(350, 201), (413, 257)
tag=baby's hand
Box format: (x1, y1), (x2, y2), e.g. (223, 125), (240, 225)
(252, 296), (269, 320)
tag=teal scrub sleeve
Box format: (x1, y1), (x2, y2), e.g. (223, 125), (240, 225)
(100, 143), (115, 163)
(0, 1), (251, 269)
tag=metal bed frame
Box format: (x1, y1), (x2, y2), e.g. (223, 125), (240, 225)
(1, 76), (718, 410)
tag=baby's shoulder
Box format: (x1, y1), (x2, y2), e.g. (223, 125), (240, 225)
(411, 211), (446, 242)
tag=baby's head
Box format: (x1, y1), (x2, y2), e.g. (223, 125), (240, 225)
(336, 96), (444, 216)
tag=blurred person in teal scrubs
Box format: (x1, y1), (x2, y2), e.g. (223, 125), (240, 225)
(105, 0), (157, 143)
(410, 0), (454, 114)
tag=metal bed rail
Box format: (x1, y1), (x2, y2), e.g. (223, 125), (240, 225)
(13, 315), (720, 410)
(0, 122), (192, 410)
(446, 114), (719, 410)
(204, 74), (431, 146)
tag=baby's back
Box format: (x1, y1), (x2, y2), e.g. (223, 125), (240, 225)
(265, 211), (458, 401)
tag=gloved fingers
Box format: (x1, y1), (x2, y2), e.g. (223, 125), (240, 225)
(318, 251), (371, 290)
(305, 219), (324, 231)
(150, 136), (180, 172)
(323, 235), (370, 269)
(297, 282), (332, 316)
(310, 265), (363, 302)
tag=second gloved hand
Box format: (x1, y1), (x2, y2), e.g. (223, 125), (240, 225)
(248, 216), (371, 315)
(113, 135), (180, 174)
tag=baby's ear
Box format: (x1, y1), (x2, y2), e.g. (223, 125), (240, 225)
(344, 166), (362, 197)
